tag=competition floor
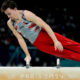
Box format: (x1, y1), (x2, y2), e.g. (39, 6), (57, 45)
(0, 67), (80, 80)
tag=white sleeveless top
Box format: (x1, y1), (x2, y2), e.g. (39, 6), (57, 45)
(11, 10), (42, 44)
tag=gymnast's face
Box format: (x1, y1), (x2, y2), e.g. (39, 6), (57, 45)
(4, 8), (17, 20)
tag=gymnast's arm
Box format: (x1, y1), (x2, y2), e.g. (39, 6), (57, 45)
(24, 10), (63, 51)
(7, 19), (31, 61)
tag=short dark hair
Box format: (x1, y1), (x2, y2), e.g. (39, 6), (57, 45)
(1, 0), (17, 12)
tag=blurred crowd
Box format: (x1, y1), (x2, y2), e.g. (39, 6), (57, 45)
(0, 3), (80, 67)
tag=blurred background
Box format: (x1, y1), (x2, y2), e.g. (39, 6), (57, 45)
(0, 0), (80, 67)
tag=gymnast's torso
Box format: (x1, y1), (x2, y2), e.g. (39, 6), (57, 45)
(11, 10), (42, 44)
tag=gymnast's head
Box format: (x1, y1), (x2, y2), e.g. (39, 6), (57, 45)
(1, 0), (18, 20)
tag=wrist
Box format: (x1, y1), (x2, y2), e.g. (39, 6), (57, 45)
(53, 39), (58, 43)
(26, 53), (30, 57)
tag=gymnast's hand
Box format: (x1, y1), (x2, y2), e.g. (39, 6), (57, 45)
(24, 55), (31, 62)
(54, 40), (63, 52)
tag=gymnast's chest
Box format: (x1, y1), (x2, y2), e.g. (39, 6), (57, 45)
(14, 19), (31, 33)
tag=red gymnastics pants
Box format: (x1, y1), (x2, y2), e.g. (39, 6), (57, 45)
(33, 29), (80, 62)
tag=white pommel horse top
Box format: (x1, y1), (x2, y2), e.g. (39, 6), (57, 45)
(0, 67), (80, 80)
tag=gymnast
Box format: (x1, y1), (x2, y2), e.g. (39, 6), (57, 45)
(1, 0), (80, 63)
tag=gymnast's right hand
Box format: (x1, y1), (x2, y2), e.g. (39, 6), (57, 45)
(24, 55), (31, 62)
(54, 40), (64, 52)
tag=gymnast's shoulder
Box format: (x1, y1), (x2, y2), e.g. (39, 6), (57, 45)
(7, 19), (12, 25)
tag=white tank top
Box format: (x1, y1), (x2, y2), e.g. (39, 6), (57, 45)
(11, 10), (42, 44)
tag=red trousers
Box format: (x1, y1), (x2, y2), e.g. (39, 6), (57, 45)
(33, 29), (80, 62)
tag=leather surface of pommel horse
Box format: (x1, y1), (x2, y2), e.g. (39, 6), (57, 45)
(0, 67), (80, 80)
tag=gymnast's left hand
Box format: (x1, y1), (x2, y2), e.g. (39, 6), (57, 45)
(54, 40), (63, 52)
(24, 55), (31, 62)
